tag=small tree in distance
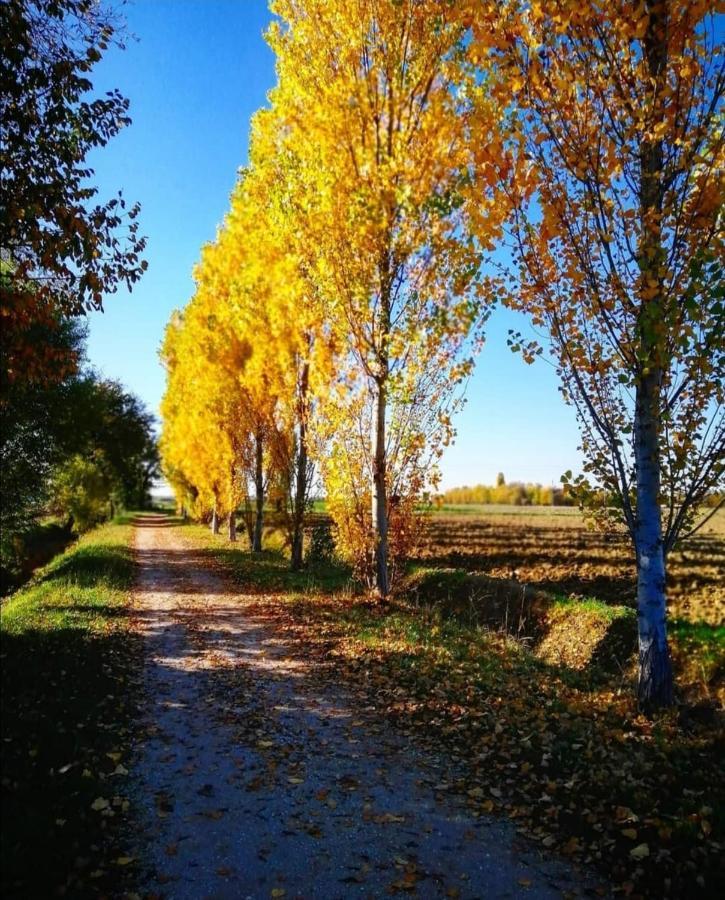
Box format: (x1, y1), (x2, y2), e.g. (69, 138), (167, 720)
(466, 0), (724, 708)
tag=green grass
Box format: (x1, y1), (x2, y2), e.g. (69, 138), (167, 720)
(184, 521), (353, 596)
(550, 592), (633, 622)
(669, 618), (725, 690)
(0, 518), (139, 899)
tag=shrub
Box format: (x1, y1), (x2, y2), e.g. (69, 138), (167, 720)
(307, 520), (336, 566)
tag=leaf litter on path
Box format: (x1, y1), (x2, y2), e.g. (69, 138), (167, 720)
(128, 516), (607, 898)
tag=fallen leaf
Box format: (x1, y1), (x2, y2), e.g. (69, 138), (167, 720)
(630, 843), (650, 860)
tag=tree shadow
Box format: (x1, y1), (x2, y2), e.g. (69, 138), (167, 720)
(1, 623), (141, 898)
(131, 514), (183, 528)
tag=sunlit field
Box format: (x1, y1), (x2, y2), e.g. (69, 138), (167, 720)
(417, 506), (724, 626)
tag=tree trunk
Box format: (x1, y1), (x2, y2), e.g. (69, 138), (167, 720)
(252, 430), (264, 552)
(372, 377), (389, 597)
(634, 372), (673, 710)
(633, 3), (672, 711)
(210, 503), (219, 535)
(290, 441), (307, 569)
(228, 511), (237, 542)
(290, 361), (310, 571)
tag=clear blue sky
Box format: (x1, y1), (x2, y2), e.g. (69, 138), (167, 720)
(86, 0), (582, 490)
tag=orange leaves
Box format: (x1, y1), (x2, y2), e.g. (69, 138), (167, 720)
(460, 0), (724, 561)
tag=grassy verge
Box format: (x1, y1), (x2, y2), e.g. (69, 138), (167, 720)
(191, 524), (723, 898)
(0, 518), (140, 898)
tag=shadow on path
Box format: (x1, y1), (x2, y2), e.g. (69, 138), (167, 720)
(130, 514), (601, 899)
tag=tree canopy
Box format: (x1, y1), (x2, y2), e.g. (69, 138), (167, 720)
(0, 0), (147, 387)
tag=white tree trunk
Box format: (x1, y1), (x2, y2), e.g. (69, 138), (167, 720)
(634, 371), (673, 709)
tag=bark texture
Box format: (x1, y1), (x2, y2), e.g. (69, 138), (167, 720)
(634, 0), (673, 710)
(372, 377), (389, 597)
(634, 374), (673, 710)
(252, 430), (264, 553)
(290, 361), (310, 571)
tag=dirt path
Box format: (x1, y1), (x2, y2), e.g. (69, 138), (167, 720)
(130, 514), (597, 899)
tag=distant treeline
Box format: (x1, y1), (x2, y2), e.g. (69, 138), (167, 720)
(438, 474), (576, 507)
(439, 477), (724, 511)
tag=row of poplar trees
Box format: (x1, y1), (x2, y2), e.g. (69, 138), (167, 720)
(161, 0), (723, 710)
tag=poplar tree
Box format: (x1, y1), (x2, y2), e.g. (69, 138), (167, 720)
(268, 0), (507, 594)
(465, 0), (724, 707)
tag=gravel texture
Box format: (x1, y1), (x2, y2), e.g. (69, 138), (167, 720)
(130, 514), (600, 900)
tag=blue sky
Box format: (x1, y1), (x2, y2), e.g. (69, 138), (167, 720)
(86, 0), (582, 490)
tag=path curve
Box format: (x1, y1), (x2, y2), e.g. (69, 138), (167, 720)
(130, 514), (596, 899)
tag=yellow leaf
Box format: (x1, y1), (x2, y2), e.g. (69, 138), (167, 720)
(630, 843), (649, 860)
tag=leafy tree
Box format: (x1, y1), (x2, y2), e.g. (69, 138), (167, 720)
(268, 0), (508, 595)
(68, 377), (160, 509)
(160, 151), (334, 565)
(0, 0), (146, 387)
(1, 320), (158, 584)
(465, 0), (724, 707)
(48, 454), (114, 532)
(0, 317), (88, 550)
(245, 116), (335, 568)
(160, 279), (263, 546)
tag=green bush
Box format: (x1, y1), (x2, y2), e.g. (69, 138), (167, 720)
(307, 520), (337, 566)
(48, 455), (114, 532)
